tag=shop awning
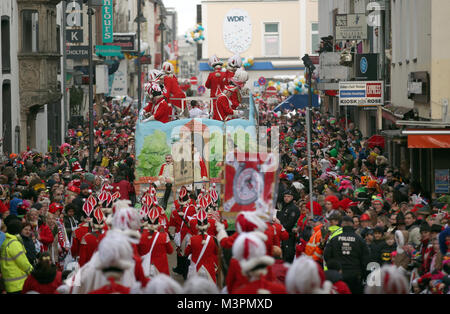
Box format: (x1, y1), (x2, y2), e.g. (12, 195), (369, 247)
(273, 94), (320, 112)
(404, 129), (450, 148)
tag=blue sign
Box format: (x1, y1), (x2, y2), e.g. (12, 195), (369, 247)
(340, 90), (366, 98)
(197, 85), (206, 95)
(435, 169), (449, 194)
(360, 57), (368, 74)
(258, 76), (266, 86)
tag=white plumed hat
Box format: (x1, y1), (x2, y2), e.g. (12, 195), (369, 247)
(95, 231), (134, 271)
(232, 232), (274, 274)
(143, 274), (183, 294)
(285, 255), (332, 294)
(183, 275), (220, 294)
(364, 265), (409, 294)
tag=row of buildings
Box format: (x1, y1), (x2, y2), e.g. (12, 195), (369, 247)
(198, 0), (449, 195)
(0, 0), (181, 155)
(316, 0), (450, 196)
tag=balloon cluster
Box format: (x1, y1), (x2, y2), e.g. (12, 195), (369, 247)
(266, 76), (320, 97)
(242, 56), (254, 69)
(184, 24), (205, 44)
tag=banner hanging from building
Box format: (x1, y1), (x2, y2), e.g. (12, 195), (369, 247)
(102, 0), (114, 43)
(108, 59), (128, 96)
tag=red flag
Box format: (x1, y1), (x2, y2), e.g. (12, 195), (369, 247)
(224, 152), (277, 213)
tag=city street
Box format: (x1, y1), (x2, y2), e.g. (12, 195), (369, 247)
(0, 0), (449, 297)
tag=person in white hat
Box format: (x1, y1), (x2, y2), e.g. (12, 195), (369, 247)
(184, 208), (218, 283)
(143, 82), (172, 123)
(205, 55), (226, 103)
(138, 207), (173, 278)
(142, 273), (183, 294)
(285, 255), (333, 294)
(161, 61), (186, 111)
(231, 232), (286, 294)
(225, 54), (242, 85)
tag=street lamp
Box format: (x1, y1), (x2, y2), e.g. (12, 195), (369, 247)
(86, 0), (95, 172)
(301, 54), (316, 217)
(134, 0), (147, 112)
(159, 13), (166, 65)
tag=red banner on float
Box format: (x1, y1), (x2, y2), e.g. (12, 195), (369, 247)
(223, 152), (277, 213)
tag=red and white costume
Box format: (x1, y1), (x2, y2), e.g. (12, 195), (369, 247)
(163, 75), (186, 110)
(144, 97), (171, 123)
(267, 222), (289, 248)
(78, 227), (108, 267)
(184, 233), (218, 283)
(158, 161), (174, 184)
(138, 229), (173, 276)
(213, 90), (236, 121)
(161, 61), (186, 110)
(205, 69), (226, 100)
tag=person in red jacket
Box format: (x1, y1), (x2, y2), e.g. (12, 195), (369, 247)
(37, 219), (54, 253)
(224, 55), (244, 109)
(205, 55), (226, 103)
(112, 175), (134, 201)
(184, 208), (219, 283)
(216, 210), (274, 293)
(232, 232), (286, 294)
(143, 82), (171, 123)
(169, 186), (194, 274)
(161, 61), (186, 110)
(78, 208), (108, 267)
(138, 207), (173, 277)
(213, 85), (241, 121)
(171, 201), (197, 279)
(22, 253), (62, 294)
(268, 218), (289, 248)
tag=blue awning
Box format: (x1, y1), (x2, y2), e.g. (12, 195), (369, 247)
(273, 94), (320, 112)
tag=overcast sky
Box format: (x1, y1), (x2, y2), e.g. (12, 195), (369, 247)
(163, 0), (202, 37)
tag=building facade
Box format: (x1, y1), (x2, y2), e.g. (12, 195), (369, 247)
(389, 0), (450, 196)
(200, 0), (318, 88)
(1, 0), (21, 155)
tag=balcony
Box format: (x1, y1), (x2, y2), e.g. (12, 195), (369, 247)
(18, 52), (61, 110)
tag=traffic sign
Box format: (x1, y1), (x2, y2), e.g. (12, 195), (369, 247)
(265, 86), (277, 96)
(258, 76), (266, 86)
(190, 76), (198, 85)
(197, 85), (206, 95)
(95, 45), (122, 57)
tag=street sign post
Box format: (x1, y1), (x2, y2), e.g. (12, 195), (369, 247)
(265, 86), (277, 96)
(258, 76), (266, 86)
(95, 45), (122, 57)
(197, 85), (206, 95)
(190, 76), (198, 85)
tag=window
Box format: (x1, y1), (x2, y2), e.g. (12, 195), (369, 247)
(56, 25), (61, 74)
(22, 10), (39, 52)
(311, 22), (319, 55)
(2, 80), (12, 154)
(1, 16), (11, 73)
(264, 22), (280, 56)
